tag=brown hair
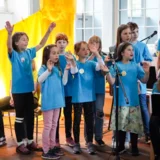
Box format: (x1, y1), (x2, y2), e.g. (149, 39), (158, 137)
(55, 33), (69, 43)
(116, 42), (133, 61)
(42, 44), (62, 74)
(12, 32), (29, 51)
(116, 24), (130, 49)
(88, 35), (102, 52)
(127, 22), (139, 31)
(74, 41), (88, 55)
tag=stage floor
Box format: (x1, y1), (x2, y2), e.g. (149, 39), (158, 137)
(0, 113), (150, 160)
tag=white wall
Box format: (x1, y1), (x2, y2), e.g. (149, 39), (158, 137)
(0, 0), (39, 30)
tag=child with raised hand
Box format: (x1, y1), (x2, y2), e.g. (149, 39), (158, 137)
(38, 44), (77, 159)
(55, 33), (76, 148)
(127, 22), (152, 143)
(106, 42), (150, 156)
(87, 35), (106, 146)
(72, 41), (106, 155)
(5, 21), (56, 155)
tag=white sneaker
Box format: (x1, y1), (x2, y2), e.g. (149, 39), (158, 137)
(111, 141), (116, 148)
(125, 142), (130, 149)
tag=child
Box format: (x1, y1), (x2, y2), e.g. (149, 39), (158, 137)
(106, 42), (150, 156)
(38, 44), (77, 159)
(127, 22), (153, 143)
(72, 41), (106, 154)
(87, 35), (106, 146)
(109, 24), (142, 149)
(5, 21), (56, 154)
(55, 33), (75, 148)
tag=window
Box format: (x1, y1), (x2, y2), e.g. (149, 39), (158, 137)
(75, 0), (103, 43)
(0, 0), (7, 12)
(119, 0), (159, 44)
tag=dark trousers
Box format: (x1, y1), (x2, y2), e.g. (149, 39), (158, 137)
(73, 102), (94, 144)
(56, 96), (72, 141)
(118, 131), (138, 149)
(12, 92), (34, 142)
(150, 115), (160, 156)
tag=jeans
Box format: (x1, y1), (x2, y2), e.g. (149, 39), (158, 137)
(139, 94), (150, 134)
(94, 94), (105, 140)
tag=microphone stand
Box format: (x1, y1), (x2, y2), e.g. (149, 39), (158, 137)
(113, 62), (129, 160)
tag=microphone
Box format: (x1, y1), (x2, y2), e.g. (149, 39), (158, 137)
(140, 31), (157, 42)
(150, 31), (157, 38)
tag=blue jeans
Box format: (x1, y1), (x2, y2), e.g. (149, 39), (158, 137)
(139, 94), (150, 134)
(84, 94), (105, 141)
(94, 94), (105, 140)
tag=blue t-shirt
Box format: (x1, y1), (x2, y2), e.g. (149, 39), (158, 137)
(92, 55), (105, 94)
(38, 65), (65, 111)
(152, 82), (160, 94)
(157, 39), (160, 51)
(59, 53), (74, 97)
(110, 61), (145, 107)
(9, 48), (36, 93)
(72, 61), (96, 103)
(133, 41), (152, 94)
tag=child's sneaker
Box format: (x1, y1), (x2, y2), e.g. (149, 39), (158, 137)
(41, 151), (60, 159)
(16, 144), (31, 155)
(51, 146), (64, 156)
(73, 143), (82, 154)
(95, 139), (105, 146)
(27, 141), (43, 152)
(66, 137), (75, 147)
(87, 142), (96, 155)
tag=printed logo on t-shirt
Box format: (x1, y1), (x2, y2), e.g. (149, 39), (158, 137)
(21, 57), (25, 62)
(79, 68), (84, 74)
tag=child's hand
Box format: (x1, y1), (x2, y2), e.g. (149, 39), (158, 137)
(9, 98), (14, 107)
(100, 65), (109, 72)
(105, 55), (110, 62)
(65, 63), (71, 70)
(48, 22), (56, 32)
(47, 59), (54, 72)
(5, 21), (14, 35)
(65, 52), (74, 61)
(142, 61), (150, 73)
(89, 44), (99, 56)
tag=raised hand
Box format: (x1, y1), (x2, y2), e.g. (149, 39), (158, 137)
(65, 52), (74, 61)
(47, 59), (54, 72)
(48, 22), (56, 32)
(89, 43), (99, 55)
(65, 63), (71, 70)
(100, 65), (109, 72)
(5, 21), (14, 35)
(142, 61), (150, 73)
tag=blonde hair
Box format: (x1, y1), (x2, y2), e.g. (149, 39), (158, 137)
(88, 35), (102, 52)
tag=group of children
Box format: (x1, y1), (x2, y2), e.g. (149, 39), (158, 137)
(3, 20), (158, 159)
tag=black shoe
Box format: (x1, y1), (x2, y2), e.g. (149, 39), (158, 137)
(132, 147), (140, 156)
(41, 152), (60, 159)
(87, 142), (96, 155)
(95, 139), (105, 146)
(113, 146), (126, 155)
(73, 143), (82, 154)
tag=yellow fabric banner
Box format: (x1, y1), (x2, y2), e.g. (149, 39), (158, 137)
(0, 0), (76, 97)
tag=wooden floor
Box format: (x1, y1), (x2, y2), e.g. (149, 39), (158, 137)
(0, 114), (150, 160)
